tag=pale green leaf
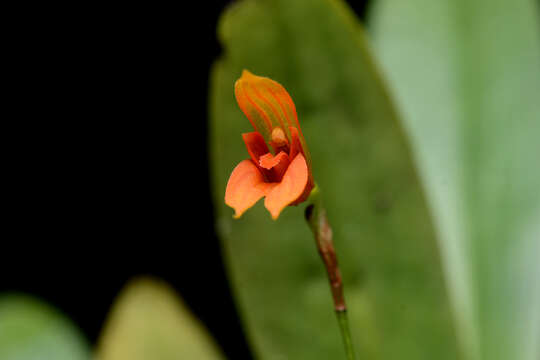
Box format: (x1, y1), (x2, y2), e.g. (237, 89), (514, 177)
(370, 1), (540, 359)
(95, 277), (223, 360)
(0, 294), (90, 360)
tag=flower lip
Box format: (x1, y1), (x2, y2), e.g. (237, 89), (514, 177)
(259, 151), (288, 170)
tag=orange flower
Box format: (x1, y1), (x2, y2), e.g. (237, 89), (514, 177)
(225, 70), (314, 219)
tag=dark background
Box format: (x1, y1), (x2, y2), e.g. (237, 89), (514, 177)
(3, 1), (369, 358)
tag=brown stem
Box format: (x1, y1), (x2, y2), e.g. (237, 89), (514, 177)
(305, 192), (356, 359)
(305, 204), (346, 312)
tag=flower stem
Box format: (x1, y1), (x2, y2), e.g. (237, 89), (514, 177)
(336, 310), (355, 360)
(305, 185), (356, 360)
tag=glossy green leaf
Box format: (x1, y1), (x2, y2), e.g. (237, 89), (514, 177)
(95, 277), (223, 360)
(369, 1), (540, 360)
(0, 294), (90, 360)
(211, 0), (459, 358)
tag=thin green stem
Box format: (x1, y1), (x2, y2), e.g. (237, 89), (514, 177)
(305, 185), (356, 360)
(336, 310), (355, 360)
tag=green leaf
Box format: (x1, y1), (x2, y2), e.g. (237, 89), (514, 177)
(95, 277), (224, 360)
(211, 0), (459, 358)
(369, 1), (540, 360)
(0, 293), (90, 360)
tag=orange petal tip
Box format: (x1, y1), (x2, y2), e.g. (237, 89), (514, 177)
(225, 160), (275, 219)
(264, 153), (309, 220)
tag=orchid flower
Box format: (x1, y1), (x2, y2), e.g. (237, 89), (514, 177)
(225, 70), (314, 219)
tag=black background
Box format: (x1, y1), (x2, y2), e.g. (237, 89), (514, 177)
(3, 1), (369, 358)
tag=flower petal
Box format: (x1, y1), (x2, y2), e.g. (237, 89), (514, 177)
(288, 126), (313, 191)
(288, 126), (302, 161)
(242, 132), (269, 164)
(225, 160), (276, 218)
(259, 151), (290, 182)
(259, 151), (288, 170)
(264, 153), (309, 220)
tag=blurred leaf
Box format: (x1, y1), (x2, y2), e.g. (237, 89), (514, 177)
(369, 1), (540, 360)
(0, 293), (90, 360)
(95, 277), (223, 360)
(210, 0), (459, 358)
